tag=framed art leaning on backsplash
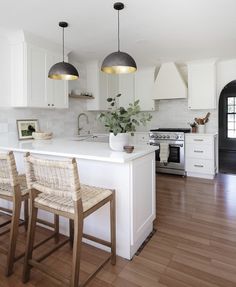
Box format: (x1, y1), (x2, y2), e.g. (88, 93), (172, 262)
(17, 119), (39, 140)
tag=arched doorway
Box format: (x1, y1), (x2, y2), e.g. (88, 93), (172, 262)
(219, 80), (236, 174)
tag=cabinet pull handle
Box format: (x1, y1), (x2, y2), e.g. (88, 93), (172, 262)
(194, 139), (203, 141)
(194, 150), (203, 153)
(194, 164), (204, 168)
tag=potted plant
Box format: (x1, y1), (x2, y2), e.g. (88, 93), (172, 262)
(99, 94), (152, 151)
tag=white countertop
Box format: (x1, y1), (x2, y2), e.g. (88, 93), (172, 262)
(0, 136), (157, 163)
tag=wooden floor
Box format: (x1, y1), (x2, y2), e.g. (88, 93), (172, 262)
(1, 173), (236, 286)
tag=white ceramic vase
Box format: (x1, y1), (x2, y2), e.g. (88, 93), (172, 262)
(109, 133), (129, 151)
(198, 124), (205, 133)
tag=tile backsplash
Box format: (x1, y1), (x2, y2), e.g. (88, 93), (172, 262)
(0, 99), (105, 138)
(0, 97), (218, 138)
(137, 98), (218, 134)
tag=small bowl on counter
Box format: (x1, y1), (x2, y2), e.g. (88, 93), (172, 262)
(123, 145), (134, 153)
(32, 132), (53, 140)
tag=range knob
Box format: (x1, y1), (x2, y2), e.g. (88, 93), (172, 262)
(163, 135), (166, 139)
(175, 135), (179, 139)
(166, 135), (170, 139)
(159, 135), (162, 139)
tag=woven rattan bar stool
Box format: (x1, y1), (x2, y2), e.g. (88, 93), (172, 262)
(0, 151), (59, 276)
(22, 153), (116, 287)
(0, 151), (29, 276)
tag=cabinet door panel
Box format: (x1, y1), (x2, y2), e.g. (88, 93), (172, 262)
(99, 71), (109, 110)
(188, 61), (216, 110)
(45, 53), (54, 107)
(118, 74), (134, 108)
(135, 67), (155, 111)
(52, 55), (69, 108)
(28, 45), (47, 107)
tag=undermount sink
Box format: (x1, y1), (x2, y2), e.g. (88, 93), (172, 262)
(71, 134), (109, 143)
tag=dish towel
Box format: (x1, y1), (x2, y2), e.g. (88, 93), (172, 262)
(159, 142), (169, 163)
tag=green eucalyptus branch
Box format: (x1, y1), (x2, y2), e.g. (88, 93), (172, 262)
(99, 94), (152, 136)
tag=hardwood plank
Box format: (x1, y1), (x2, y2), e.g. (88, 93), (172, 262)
(1, 173), (236, 287)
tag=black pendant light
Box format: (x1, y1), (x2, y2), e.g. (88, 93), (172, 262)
(48, 22), (79, 80)
(101, 2), (137, 74)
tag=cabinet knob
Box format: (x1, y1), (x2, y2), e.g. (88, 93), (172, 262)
(52, 104), (54, 107)
(48, 104), (50, 106)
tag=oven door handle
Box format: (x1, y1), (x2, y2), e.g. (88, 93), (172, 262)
(169, 144), (183, 148)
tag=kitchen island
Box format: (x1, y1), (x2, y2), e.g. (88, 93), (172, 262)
(0, 136), (157, 260)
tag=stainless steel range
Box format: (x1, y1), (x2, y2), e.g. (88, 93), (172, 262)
(149, 128), (190, 175)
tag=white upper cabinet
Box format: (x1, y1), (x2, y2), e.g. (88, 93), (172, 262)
(187, 60), (216, 110)
(153, 62), (187, 100)
(118, 74), (134, 108)
(11, 42), (68, 108)
(86, 61), (156, 111)
(135, 67), (155, 111)
(86, 61), (119, 111)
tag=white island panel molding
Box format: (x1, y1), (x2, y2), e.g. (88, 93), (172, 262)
(0, 136), (157, 260)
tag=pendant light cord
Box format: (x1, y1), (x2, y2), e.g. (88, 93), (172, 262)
(118, 9), (120, 52)
(62, 26), (65, 62)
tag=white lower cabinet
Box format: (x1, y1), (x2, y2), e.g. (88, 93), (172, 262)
(185, 134), (217, 179)
(11, 43), (68, 108)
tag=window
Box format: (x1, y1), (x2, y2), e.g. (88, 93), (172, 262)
(227, 97), (236, 138)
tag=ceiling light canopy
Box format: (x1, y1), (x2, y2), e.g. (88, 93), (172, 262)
(101, 2), (137, 74)
(48, 22), (79, 80)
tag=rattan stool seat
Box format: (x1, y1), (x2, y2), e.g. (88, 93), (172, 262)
(34, 184), (112, 214)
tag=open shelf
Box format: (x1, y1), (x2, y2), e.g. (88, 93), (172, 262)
(69, 94), (95, 100)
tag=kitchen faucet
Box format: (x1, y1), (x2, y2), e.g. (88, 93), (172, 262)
(78, 113), (89, 135)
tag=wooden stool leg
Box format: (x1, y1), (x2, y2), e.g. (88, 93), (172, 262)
(71, 200), (83, 287)
(110, 192), (116, 265)
(22, 191), (38, 283)
(24, 199), (29, 232)
(6, 186), (21, 276)
(69, 219), (74, 248)
(54, 214), (59, 243)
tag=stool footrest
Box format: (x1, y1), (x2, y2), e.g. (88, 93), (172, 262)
(0, 208), (13, 215)
(28, 259), (70, 285)
(0, 246), (8, 255)
(83, 233), (111, 248)
(0, 219), (11, 228)
(80, 254), (112, 287)
(37, 218), (55, 229)
(33, 232), (57, 249)
(37, 238), (70, 262)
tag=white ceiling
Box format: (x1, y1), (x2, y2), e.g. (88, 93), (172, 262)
(1, 0), (236, 66)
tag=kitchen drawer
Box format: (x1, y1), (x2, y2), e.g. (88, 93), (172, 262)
(186, 144), (214, 160)
(185, 135), (214, 145)
(186, 158), (214, 174)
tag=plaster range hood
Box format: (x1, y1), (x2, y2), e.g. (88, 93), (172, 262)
(153, 62), (187, 100)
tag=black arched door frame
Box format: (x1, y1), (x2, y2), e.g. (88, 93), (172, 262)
(219, 80), (236, 151)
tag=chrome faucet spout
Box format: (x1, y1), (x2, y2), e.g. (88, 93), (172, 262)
(78, 113), (89, 135)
